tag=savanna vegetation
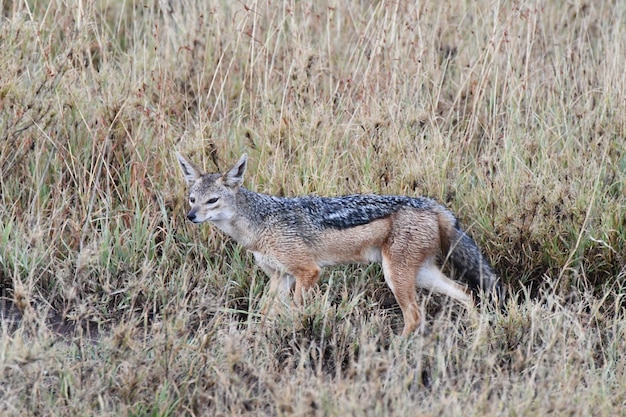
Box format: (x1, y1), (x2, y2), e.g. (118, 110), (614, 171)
(1, 0), (625, 415)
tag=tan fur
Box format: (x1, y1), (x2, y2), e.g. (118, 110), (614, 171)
(176, 152), (494, 337)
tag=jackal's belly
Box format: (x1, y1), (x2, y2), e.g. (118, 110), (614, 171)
(314, 218), (389, 267)
(316, 245), (382, 267)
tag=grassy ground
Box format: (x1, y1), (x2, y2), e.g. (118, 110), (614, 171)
(1, 0), (625, 415)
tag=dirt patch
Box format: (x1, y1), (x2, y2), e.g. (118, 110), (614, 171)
(1, 298), (101, 342)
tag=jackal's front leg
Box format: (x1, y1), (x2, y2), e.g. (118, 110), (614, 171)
(291, 265), (321, 306)
(263, 272), (295, 313)
(260, 277), (286, 316)
(254, 254), (295, 315)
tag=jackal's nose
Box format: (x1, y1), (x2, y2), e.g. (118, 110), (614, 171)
(187, 212), (197, 222)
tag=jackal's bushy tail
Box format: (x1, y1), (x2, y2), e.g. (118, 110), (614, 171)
(438, 210), (503, 302)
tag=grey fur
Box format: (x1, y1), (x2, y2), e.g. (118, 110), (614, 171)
(236, 190), (435, 230)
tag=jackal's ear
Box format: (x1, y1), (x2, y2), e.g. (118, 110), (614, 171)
(175, 152), (201, 186)
(223, 153), (247, 188)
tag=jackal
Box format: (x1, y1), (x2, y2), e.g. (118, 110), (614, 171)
(176, 152), (501, 336)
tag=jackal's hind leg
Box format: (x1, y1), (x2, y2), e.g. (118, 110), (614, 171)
(416, 263), (473, 307)
(381, 253), (422, 337)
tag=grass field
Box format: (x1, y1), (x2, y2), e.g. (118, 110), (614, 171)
(1, 0), (625, 415)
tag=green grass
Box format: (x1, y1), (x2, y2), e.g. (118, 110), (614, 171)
(1, 0), (625, 415)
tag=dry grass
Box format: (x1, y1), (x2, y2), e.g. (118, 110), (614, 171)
(1, 0), (625, 415)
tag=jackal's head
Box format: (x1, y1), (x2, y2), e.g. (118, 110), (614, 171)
(175, 153), (248, 224)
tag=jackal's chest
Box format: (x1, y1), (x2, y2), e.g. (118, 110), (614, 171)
(251, 251), (288, 274)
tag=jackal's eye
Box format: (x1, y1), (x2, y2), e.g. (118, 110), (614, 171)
(189, 196), (196, 204)
(206, 197), (219, 204)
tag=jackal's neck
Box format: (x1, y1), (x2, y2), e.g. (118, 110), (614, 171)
(211, 187), (272, 249)
(210, 214), (255, 249)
